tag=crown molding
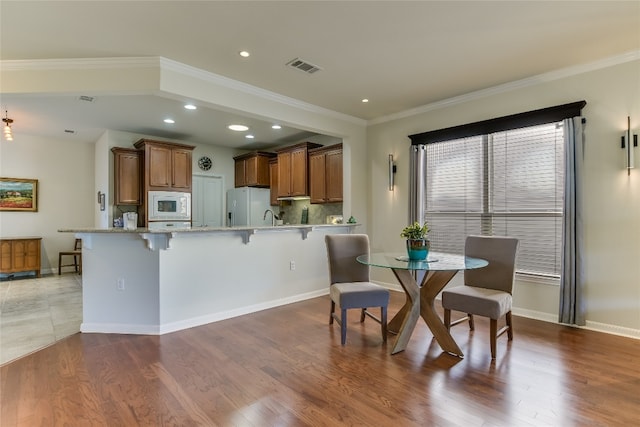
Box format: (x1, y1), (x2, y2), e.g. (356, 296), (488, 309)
(369, 49), (640, 126)
(0, 57), (160, 71)
(0, 56), (366, 127)
(158, 57), (366, 126)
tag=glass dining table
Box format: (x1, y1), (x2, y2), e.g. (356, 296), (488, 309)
(357, 252), (488, 357)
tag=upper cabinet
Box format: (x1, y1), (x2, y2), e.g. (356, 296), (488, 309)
(134, 139), (195, 192)
(233, 151), (275, 188)
(111, 147), (142, 205)
(276, 142), (322, 198)
(269, 158), (279, 206)
(309, 143), (343, 204)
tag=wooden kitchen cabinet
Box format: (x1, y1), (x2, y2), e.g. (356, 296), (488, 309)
(0, 237), (41, 277)
(111, 147), (142, 205)
(309, 143), (343, 203)
(276, 142), (322, 198)
(233, 151), (275, 188)
(134, 139), (195, 192)
(269, 158), (278, 205)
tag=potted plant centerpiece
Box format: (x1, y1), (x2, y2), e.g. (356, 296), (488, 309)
(400, 221), (430, 260)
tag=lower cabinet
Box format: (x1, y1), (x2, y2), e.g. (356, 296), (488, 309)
(0, 237), (41, 277)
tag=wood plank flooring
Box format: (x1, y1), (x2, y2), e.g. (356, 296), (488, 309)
(2, 291), (639, 426)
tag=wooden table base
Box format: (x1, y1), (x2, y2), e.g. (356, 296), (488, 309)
(387, 269), (463, 357)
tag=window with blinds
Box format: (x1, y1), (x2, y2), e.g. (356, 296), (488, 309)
(424, 121), (564, 278)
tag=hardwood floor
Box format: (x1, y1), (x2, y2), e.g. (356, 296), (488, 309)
(1, 291), (639, 426)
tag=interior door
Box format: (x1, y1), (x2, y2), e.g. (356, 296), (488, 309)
(192, 175), (224, 227)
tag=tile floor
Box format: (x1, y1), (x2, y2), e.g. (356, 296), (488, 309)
(0, 273), (82, 365)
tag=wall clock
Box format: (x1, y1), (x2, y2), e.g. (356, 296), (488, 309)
(198, 156), (212, 171)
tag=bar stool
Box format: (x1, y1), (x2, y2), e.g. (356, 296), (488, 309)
(58, 238), (82, 275)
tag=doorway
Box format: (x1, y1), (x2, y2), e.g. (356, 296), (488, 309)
(192, 175), (224, 227)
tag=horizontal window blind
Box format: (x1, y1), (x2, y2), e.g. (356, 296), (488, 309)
(424, 122), (564, 277)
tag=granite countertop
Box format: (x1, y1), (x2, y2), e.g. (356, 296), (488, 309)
(59, 223), (359, 234)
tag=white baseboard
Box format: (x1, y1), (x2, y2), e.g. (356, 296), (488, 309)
(81, 284), (640, 341)
(81, 323), (160, 335)
(375, 281), (640, 341)
(508, 308), (640, 340)
(511, 307), (558, 324)
(581, 320), (640, 340)
(81, 288), (330, 335)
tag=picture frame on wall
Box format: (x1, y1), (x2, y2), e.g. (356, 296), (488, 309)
(0, 178), (38, 212)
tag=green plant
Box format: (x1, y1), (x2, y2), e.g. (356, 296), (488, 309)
(400, 221), (429, 240)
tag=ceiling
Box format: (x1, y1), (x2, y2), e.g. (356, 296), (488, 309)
(1, 1), (639, 148)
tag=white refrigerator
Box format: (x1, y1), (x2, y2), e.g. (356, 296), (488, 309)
(226, 187), (272, 227)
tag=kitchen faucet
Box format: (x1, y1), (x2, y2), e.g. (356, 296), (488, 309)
(263, 209), (276, 226)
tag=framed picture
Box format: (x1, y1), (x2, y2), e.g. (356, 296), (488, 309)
(0, 178), (38, 212)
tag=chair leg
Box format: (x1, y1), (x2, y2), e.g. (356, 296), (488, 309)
(468, 314), (475, 331)
(58, 254), (62, 275)
(506, 311), (513, 340)
(73, 255), (78, 273)
(329, 300), (335, 324)
(340, 308), (347, 345)
(490, 318), (498, 359)
(381, 306), (387, 342)
(444, 308), (451, 331)
(360, 308), (366, 322)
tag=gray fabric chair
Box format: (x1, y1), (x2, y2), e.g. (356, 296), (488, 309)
(325, 234), (389, 345)
(441, 235), (519, 359)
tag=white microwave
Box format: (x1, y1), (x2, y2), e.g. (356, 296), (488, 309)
(148, 191), (191, 222)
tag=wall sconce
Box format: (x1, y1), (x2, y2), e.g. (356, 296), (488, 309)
(97, 191), (106, 211)
(621, 116), (638, 175)
(388, 154), (397, 191)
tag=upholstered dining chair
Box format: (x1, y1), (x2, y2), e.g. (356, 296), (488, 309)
(325, 234), (389, 345)
(441, 235), (519, 359)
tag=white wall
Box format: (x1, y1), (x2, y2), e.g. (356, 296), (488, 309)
(77, 226), (352, 334)
(367, 57), (640, 335)
(102, 129), (237, 225)
(1, 56), (370, 241)
(2, 55), (637, 338)
(0, 134), (95, 273)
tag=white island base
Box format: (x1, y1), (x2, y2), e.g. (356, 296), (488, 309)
(67, 225), (357, 335)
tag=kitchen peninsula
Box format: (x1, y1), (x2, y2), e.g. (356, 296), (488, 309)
(60, 224), (356, 335)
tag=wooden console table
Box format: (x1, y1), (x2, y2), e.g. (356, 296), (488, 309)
(0, 237), (42, 278)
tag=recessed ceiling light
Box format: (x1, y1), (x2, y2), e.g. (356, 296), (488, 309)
(362, 99), (369, 103)
(272, 124), (282, 130)
(164, 118), (175, 124)
(239, 51), (250, 58)
(228, 124), (249, 131)
(245, 134), (255, 139)
(184, 104), (197, 110)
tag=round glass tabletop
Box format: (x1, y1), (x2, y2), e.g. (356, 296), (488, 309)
(356, 251), (488, 271)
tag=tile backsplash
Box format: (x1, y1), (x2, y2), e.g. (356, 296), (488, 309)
(276, 201), (343, 225)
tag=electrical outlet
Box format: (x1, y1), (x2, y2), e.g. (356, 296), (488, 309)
(116, 278), (125, 291)
(289, 261), (296, 271)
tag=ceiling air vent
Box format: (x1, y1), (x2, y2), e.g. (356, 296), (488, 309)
(286, 58), (322, 74)
(78, 95), (96, 103)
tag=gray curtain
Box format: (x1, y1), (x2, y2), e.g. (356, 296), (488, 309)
(559, 117), (585, 325)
